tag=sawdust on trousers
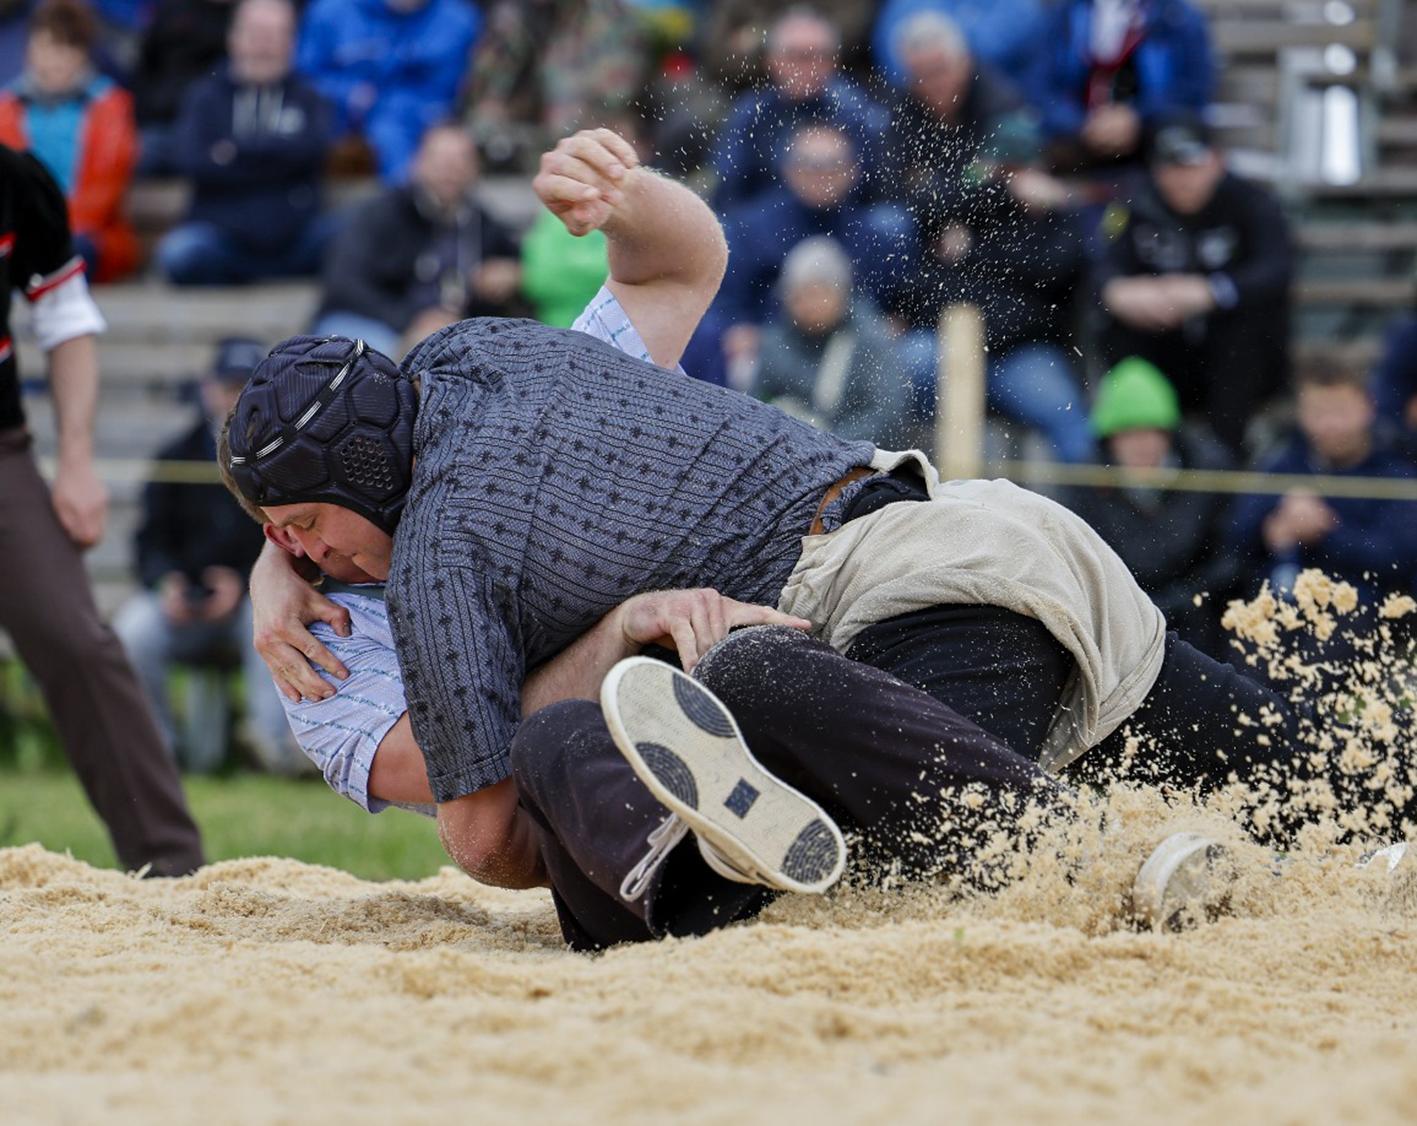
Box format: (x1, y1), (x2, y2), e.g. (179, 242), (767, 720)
(2, 825), (1415, 1126)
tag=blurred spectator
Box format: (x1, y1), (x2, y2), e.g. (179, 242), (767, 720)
(752, 237), (910, 445)
(466, 0), (643, 169)
(887, 11), (1039, 231)
(701, 0), (874, 89)
(131, 0), (237, 175)
(888, 26), (1093, 461)
(521, 209), (607, 328)
(1, 0), (35, 83)
(296, 0), (480, 183)
(0, 0), (138, 280)
(1372, 314), (1417, 458)
(156, 0), (332, 286)
(1030, 0), (1213, 171)
(714, 121), (915, 377)
(1097, 114), (1291, 454)
(873, 0), (1045, 88)
(1068, 357), (1240, 656)
(312, 123), (521, 356)
(86, 0), (145, 73)
(711, 6), (888, 211)
(1229, 359), (1417, 605)
(114, 338), (305, 775)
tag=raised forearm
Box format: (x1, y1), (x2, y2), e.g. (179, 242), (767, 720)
(48, 334), (99, 467)
(603, 167), (727, 294)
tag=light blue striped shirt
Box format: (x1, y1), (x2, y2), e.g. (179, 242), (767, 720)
(281, 288), (662, 814)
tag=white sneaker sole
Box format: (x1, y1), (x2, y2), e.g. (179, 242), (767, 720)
(601, 656), (847, 895)
(1133, 831), (1232, 931)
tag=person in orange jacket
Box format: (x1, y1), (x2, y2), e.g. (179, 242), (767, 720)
(0, 0), (139, 282)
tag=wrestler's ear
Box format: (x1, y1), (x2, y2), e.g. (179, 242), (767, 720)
(263, 522), (306, 558)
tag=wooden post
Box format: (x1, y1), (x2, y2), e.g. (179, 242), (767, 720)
(935, 302), (985, 480)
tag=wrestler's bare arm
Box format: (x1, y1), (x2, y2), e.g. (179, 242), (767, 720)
(533, 129), (727, 368)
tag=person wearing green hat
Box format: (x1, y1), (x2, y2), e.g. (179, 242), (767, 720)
(1068, 356), (1241, 656)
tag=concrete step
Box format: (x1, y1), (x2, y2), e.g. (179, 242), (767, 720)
(1297, 220), (1417, 249)
(128, 173), (538, 238)
(95, 281), (321, 341)
(1295, 276), (1416, 304)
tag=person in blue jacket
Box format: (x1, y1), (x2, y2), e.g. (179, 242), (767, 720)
(873, 0), (1045, 89)
(157, 0), (334, 285)
(1228, 359), (1417, 608)
(1029, 0), (1213, 171)
(296, 0), (479, 183)
(713, 121), (915, 374)
(710, 5), (888, 211)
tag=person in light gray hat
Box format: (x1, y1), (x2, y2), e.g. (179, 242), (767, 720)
(751, 236), (911, 445)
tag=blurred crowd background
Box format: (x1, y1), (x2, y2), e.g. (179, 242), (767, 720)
(4, 0), (1417, 778)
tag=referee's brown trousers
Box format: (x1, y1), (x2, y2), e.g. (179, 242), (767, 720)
(1, 428), (203, 875)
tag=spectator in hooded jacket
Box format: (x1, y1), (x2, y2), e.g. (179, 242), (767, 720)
(752, 236), (911, 446)
(0, 0), (138, 280)
(156, 0), (332, 285)
(131, 0), (238, 174)
(312, 123), (521, 357)
(711, 6), (888, 211)
(296, 0), (480, 183)
(1068, 357), (1241, 657)
(1029, 0), (1213, 171)
(1229, 359), (1417, 607)
(113, 338), (305, 775)
(1096, 114), (1292, 454)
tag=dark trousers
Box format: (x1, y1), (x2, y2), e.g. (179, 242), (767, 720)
(1091, 631), (1414, 837)
(1091, 632), (1303, 792)
(1104, 305), (1288, 453)
(0, 430), (204, 875)
(512, 612), (1073, 951)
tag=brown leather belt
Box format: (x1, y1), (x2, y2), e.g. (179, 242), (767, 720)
(809, 465), (875, 536)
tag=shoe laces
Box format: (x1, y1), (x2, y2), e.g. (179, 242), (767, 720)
(619, 814), (689, 901)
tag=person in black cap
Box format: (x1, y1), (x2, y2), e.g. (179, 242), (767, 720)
(1095, 112), (1293, 453)
(114, 337), (305, 774)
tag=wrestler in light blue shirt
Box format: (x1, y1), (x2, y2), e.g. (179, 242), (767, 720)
(281, 288), (672, 815)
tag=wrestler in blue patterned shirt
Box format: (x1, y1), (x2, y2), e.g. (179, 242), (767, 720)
(282, 287), (708, 816)
(281, 288), (877, 812)
(386, 313), (871, 800)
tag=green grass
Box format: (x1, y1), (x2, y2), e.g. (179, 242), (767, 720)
(0, 768), (448, 881)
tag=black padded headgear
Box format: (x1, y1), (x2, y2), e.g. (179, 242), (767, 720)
(226, 335), (416, 534)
